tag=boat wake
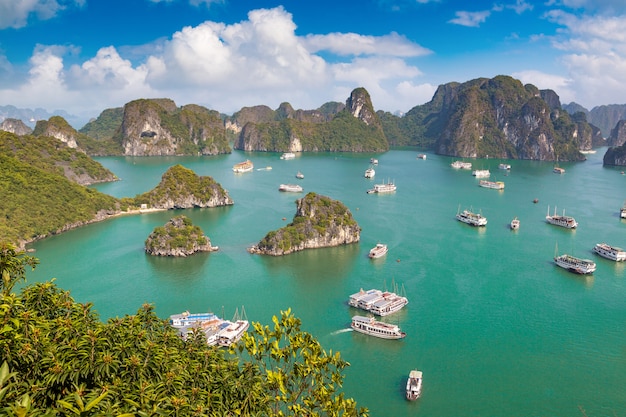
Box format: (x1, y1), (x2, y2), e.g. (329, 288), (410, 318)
(330, 328), (353, 336)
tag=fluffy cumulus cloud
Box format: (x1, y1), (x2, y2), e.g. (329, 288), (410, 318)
(0, 0), (84, 29)
(448, 10), (491, 27)
(0, 5), (431, 121)
(544, 10), (626, 107)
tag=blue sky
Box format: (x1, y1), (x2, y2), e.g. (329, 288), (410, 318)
(1, 0), (626, 126)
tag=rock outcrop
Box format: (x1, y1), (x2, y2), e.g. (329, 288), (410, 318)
(0, 118), (33, 135)
(133, 164), (233, 209)
(145, 215), (217, 257)
(249, 192), (360, 256)
(606, 120), (626, 147)
(116, 99), (231, 156)
(234, 88), (388, 153)
(32, 116), (79, 148)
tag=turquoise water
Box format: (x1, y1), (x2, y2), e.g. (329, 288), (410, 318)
(25, 150), (626, 416)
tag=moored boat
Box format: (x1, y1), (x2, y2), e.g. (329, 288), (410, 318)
(553, 166), (565, 174)
(348, 288), (409, 316)
(296, 171), (304, 179)
(370, 158), (379, 165)
(546, 206), (577, 229)
(456, 207), (487, 226)
(620, 203), (626, 219)
(169, 309), (249, 347)
(510, 217), (520, 230)
(350, 315), (406, 339)
(364, 166), (376, 178)
(451, 160), (472, 169)
(472, 169), (490, 178)
(554, 253), (596, 274)
(417, 154), (427, 160)
(405, 370), (423, 400)
(279, 184), (303, 192)
(593, 243), (626, 262)
(498, 163), (511, 170)
(232, 160), (254, 173)
(280, 152), (296, 160)
(367, 180), (396, 194)
(479, 180), (505, 190)
(368, 243), (388, 259)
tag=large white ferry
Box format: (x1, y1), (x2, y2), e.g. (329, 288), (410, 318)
(368, 243), (388, 259)
(232, 160), (254, 173)
(405, 370), (423, 401)
(169, 309), (249, 347)
(350, 315), (406, 339)
(472, 169), (490, 178)
(348, 288), (409, 316)
(546, 206), (577, 229)
(554, 253), (596, 274)
(451, 161), (472, 169)
(456, 208), (487, 226)
(279, 184), (303, 192)
(479, 180), (505, 190)
(367, 181), (396, 194)
(593, 243), (626, 262)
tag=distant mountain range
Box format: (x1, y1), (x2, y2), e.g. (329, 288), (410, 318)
(4, 75), (626, 163)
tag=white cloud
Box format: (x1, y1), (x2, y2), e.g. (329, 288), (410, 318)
(542, 10), (626, 107)
(303, 32), (432, 57)
(448, 10), (491, 27)
(0, 0), (83, 29)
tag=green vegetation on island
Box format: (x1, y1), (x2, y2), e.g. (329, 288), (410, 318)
(252, 192), (360, 256)
(145, 215), (216, 256)
(0, 245), (367, 416)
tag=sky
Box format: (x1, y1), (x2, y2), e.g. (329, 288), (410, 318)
(1, 0), (626, 127)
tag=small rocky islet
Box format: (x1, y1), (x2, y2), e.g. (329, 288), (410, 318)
(145, 215), (217, 257)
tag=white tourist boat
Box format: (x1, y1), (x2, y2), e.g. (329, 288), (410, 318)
(510, 217), (520, 230)
(280, 152), (296, 159)
(350, 315), (406, 339)
(370, 158), (379, 165)
(368, 243), (388, 259)
(232, 160), (254, 173)
(479, 180), (505, 190)
(279, 184), (303, 192)
(498, 163), (511, 170)
(417, 154), (427, 160)
(620, 203), (626, 219)
(348, 287), (409, 316)
(364, 166), (376, 178)
(546, 206), (577, 229)
(472, 169), (490, 178)
(296, 171), (304, 179)
(367, 180), (396, 194)
(169, 310), (249, 347)
(405, 370), (423, 401)
(553, 166), (565, 174)
(554, 253), (596, 274)
(451, 160), (472, 169)
(456, 208), (487, 226)
(593, 243), (626, 262)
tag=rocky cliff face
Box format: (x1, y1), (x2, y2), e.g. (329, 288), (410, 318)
(249, 192), (360, 256)
(424, 76), (587, 161)
(33, 116), (79, 148)
(603, 142), (626, 166)
(606, 120), (626, 147)
(0, 118), (33, 135)
(117, 99), (230, 156)
(134, 164), (234, 209)
(145, 215), (217, 257)
(234, 88), (387, 153)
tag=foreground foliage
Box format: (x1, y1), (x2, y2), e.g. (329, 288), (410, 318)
(0, 246), (367, 416)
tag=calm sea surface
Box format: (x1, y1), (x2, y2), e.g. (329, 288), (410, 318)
(25, 149), (626, 417)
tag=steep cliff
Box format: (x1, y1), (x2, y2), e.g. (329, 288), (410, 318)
(249, 192), (360, 256)
(145, 215), (217, 257)
(234, 88), (387, 153)
(132, 164), (233, 209)
(0, 118), (33, 135)
(115, 99), (231, 156)
(33, 116), (80, 148)
(603, 142), (626, 166)
(606, 120), (626, 147)
(385, 75), (587, 161)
